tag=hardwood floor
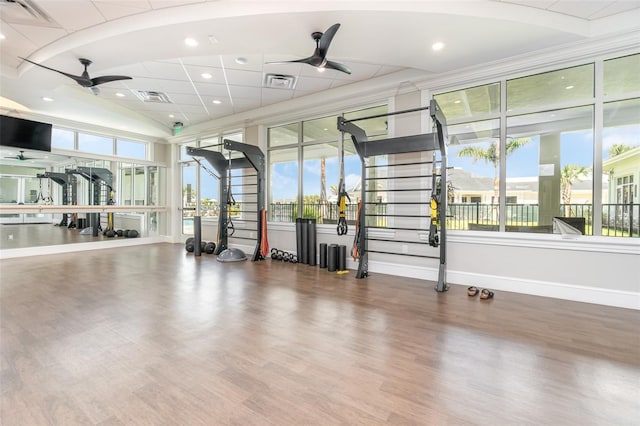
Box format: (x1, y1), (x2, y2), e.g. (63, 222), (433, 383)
(1, 243), (639, 425)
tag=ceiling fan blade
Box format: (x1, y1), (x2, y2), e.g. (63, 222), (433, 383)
(19, 57), (89, 86)
(324, 60), (351, 75)
(318, 23), (340, 57)
(90, 75), (133, 86)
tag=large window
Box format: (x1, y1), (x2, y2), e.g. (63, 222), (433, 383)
(78, 133), (114, 155)
(116, 138), (146, 160)
(436, 84), (501, 232)
(505, 106), (594, 234)
(51, 128), (75, 150)
(179, 132), (244, 235)
(268, 105), (387, 223)
(602, 98), (639, 237)
(434, 54), (638, 237)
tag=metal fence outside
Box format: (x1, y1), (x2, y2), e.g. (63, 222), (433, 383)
(269, 201), (638, 237)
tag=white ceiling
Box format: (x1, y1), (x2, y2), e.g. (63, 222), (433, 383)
(1, 0), (639, 140)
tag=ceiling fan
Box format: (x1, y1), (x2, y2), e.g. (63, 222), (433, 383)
(19, 57), (132, 95)
(268, 23), (351, 74)
(4, 150), (37, 161)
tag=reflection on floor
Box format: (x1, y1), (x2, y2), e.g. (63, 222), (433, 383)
(0, 223), (109, 249)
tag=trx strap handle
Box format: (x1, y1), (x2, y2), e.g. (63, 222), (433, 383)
(336, 178), (350, 235)
(351, 201), (362, 260)
(227, 153), (235, 236)
(428, 195), (439, 247)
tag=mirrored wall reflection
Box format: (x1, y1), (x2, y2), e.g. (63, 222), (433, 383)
(0, 151), (166, 249)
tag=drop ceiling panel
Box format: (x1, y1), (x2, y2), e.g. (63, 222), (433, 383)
(9, 23), (67, 48)
(220, 55), (265, 72)
(92, 0), (152, 21)
(192, 82), (230, 97)
(547, 1), (614, 19)
(223, 69), (263, 87)
(183, 65), (226, 84)
(227, 85), (262, 99)
(589, 1), (640, 19)
(165, 93), (206, 105)
(294, 76), (333, 92)
(142, 61), (187, 80)
(37, 0), (105, 32)
(261, 88), (294, 104)
(147, 0), (203, 9)
(232, 97), (262, 110)
(180, 56), (224, 68)
(157, 79), (198, 94)
(0, 25), (38, 69)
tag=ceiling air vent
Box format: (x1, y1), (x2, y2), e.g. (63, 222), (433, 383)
(264, 73), (297, 90)
(134, 90), (173, 104)
(0, 0), (59, 27)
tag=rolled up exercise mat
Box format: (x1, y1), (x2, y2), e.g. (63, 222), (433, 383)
(327, 244), (338, 272)
(300, 218), (308, 264)
(338, 244), (346, 271)
(319, 243), (327, 268)
(307, 218), (316, 266)
(296, 218), (303, 262)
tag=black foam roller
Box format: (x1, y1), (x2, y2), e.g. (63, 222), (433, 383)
(319, 243), (327, 268)
(327, 244), (338, 272)
(338, 245), (346, 271)
(296, 218), (303, 261)
(307, 219), (316, 266)
(300, 219), (308, 264)
(194, 216), (202, 256)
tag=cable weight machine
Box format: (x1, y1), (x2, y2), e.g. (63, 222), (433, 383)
(337, 99), (450, 292)
(186, 139), (266, 261)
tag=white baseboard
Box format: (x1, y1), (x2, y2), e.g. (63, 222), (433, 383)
(361, 259), (639, 310)
(0, 236), (172, 260)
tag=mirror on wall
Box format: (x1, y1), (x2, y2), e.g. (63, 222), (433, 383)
(0, 147), (166, 250)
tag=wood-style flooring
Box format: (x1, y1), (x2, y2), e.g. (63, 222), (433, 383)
(1, 243), (639, 425)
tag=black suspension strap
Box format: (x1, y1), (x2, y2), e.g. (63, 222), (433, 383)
(429, 154), (440, 247)
(227, 151), (236, 236)
(337, 129), (350, 235)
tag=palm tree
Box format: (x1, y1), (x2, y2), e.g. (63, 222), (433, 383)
(456, 138), (530, 202)
(560, 164), (588, 206)
(608, 144), (634, 157)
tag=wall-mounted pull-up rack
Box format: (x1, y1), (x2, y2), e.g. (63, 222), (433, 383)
(337, 99), (450, 292)
(186, 139), (266, 261)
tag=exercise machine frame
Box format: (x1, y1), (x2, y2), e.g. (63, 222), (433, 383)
(186, 139), (266, 261)
(337, 99), (450, 292)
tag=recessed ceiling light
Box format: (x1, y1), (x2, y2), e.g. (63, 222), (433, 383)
(201, 72), (212, 79)
(565, 85), (574, 90)
(432, 41), (445, 51)
(184, 37), (198, 47)
(317, 67), (326, 73)
(212, 99), (222, 104)
(115, 92), (125, 97)
(42, 97), (53, 102)
(454, 100), (461, 104)
(0, 34), (5, 40)
(235, 57), (247, 65)
(169, 114), (175, 118)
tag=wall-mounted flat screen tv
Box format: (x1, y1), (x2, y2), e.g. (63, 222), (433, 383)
(0, 115), (52, 152)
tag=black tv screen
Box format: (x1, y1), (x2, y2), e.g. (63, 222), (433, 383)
(0, 115), (52, 152)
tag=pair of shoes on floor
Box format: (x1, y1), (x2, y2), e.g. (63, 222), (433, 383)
(467, 286), (494, 299)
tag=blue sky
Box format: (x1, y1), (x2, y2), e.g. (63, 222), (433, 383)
(187, 123), (639, 202)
